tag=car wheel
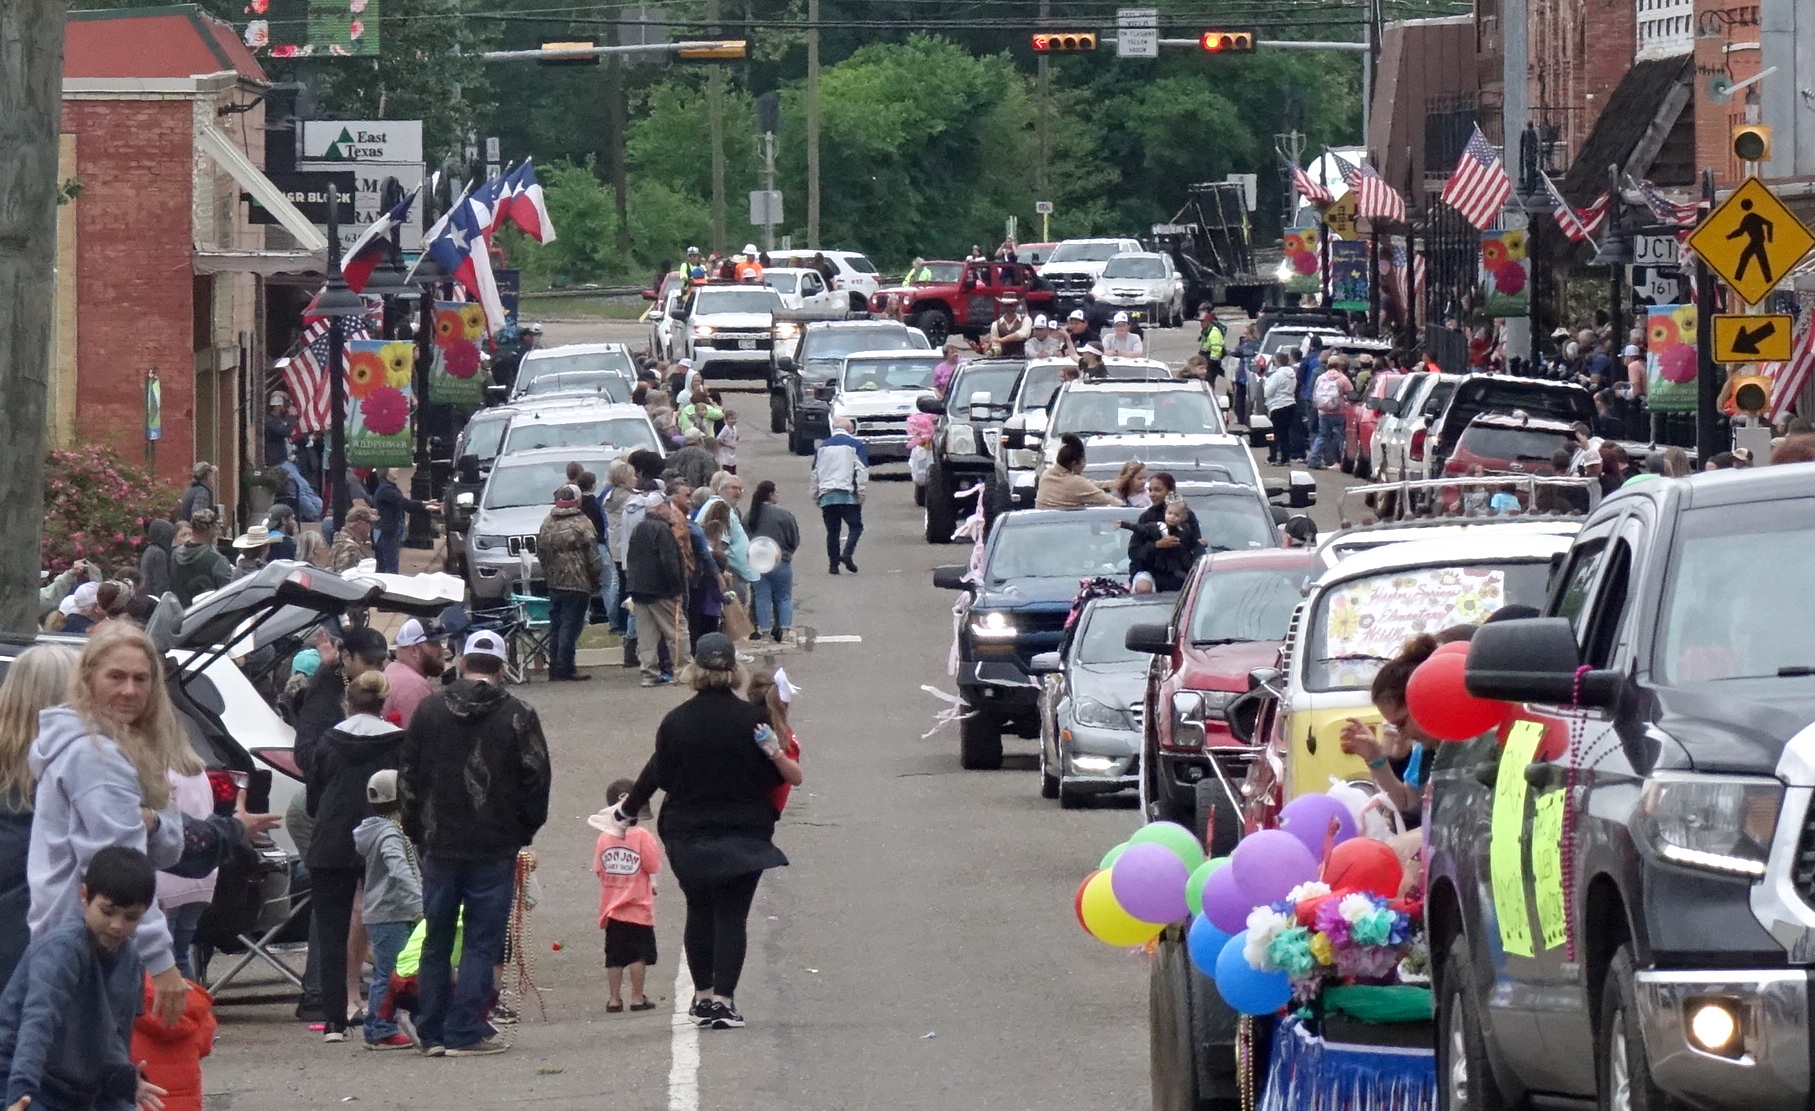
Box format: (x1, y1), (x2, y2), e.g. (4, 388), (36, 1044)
(849, 292), (868, 314)
(1193, 777), (1243, 857)
(959, 709), (1004, 770)
(1598, 945), (1670, 1111)
(913, 308), (952, 346)
(788, 422), (815, 456)
(770, 393), (788, 434)
(1437, 934), (1505, 1111)
(983, 474), (1011, 532)
(924, 463), (956, 544)
(914, 482), (927, 508)
(1039, 738), (1060, 799)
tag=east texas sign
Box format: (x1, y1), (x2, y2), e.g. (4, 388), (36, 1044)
(298, 120), (423, 165)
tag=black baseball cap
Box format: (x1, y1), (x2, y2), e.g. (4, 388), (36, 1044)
(693, 632), (736, 670)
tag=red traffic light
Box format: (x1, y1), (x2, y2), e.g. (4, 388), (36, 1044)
(1032, 31), (1098, 52)
(1199, 30), (1255, 52)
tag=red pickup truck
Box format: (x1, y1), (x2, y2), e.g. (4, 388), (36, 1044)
(869, 259), (1057, 345)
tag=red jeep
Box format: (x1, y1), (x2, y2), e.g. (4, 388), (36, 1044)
(869, 259), (1056, 345)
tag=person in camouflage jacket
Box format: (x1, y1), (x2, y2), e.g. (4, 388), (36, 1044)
(537, 484), (604, 681)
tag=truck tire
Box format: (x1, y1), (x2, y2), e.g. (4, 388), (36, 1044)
(1437, 934), (1505, 1111)
(770, 392), (788, 434)
(1193, 777), (1244, 857)
(788, 421), (815, 456)
(1597, 945), (1670, 1111)
(914, 482), (927, 508)
(959, 709), (1003, 770)
(1151, 925), (1251, 1111)
(913, 308), (952, 346)
(924, 463), (956, 544)
(983, 475), (1011, 531)
(1039, 738), (1060, 799)
(849, 292), (869, 314)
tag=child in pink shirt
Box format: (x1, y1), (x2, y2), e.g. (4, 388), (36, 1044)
(589, 779), (662, 1012)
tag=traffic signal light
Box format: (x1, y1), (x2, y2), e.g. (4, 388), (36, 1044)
(1729, 373), (1772, 414)
(1199, 30), (1255, 52)
(1031, 32), (1098, 52)
(1733, 124), (1773, 163)
(677, 40), (748, 60)
(538, 41), (599, 67)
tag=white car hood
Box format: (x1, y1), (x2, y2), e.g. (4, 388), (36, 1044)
(694, 312), (773, 328)
(1094, 277), (1169, 295)
(834, 389), (931, 418)
(1042, 262), (1111, 278)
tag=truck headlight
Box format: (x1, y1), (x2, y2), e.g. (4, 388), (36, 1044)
(969, 611), (1017, 638)
(1074, 698), (1135, 730)
(1636, 772), (1781, 878)
(471, 534), (504, 551)
(692, 325), (715, 338)
(774, 322), (801, 339)
(946, 424), (977, 456)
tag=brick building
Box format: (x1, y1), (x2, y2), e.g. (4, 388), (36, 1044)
(55, 5), (322, 514)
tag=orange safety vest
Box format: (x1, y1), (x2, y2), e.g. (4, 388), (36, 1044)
(736, 261), (764, 281)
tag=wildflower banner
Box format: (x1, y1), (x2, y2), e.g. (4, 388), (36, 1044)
(1282, 227), (1321, 295)
(1480, 229), (1529, 317)
(345, 338), (415, 466)
(428, 301), (488, 406)
(1645, 304), (1698, 413)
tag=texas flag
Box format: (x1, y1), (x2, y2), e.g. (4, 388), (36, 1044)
(502, 161), (557, 245)
(427, 194), (507, 332)
(341, 187), (419, 293)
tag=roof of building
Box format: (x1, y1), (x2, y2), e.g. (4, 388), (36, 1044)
(1560, 54), (1691, 198)
(66, 4), (266, 83)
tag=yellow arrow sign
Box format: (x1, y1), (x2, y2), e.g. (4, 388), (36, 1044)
(1712, 313), (1794, 363)
(1686, 178), (1815, 305)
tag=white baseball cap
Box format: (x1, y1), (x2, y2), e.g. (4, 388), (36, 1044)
(60, 580), (100, 616)
(463, 630), (507, 660)
(1032, 315), (1050, 329)
(1067, 309), (1085, 321)
(1113, 311), (1130, 324)
(396, 618), (429, 648)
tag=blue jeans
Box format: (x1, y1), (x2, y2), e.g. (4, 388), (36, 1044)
(276, 460), (324, 521)
(598, 546), (624, 632)
(417, 854), (516, 1051)
(166, 901), (208, 981)
(364, 920), (414, 1043)
(1308, 412), (1346, 469)
(374, 531), (401, 574)
(751, 561), (794, 632)
(548, 589), (590, 679)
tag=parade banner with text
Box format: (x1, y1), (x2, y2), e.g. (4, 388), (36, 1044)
(345, 339), (415, 466)
(1645, 304), (1699, 413)
(1328, 240), (1369, 312)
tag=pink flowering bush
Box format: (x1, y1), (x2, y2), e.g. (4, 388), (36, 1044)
(42, 447), (180, 573)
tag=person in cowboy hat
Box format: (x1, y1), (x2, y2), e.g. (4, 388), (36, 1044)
(230, 525), (273, 581)
(983, 297), (1031, 357)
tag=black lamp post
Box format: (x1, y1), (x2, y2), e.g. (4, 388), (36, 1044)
(314, 185), (370, 530)
(1590, 164), (1633, 345)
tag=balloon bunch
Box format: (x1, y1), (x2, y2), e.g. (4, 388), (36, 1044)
(1075, 821), (1206, 948)
(1404, 641), (1506, 743)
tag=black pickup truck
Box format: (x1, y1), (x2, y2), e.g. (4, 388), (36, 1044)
(1431, 465), (1815, 1111)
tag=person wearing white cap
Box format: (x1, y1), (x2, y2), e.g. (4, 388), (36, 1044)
(383, 617), (446, 728)
(684, 245), (707, 283)
(56, 580), (104, 635)
(1024, 313), (1073, 359)
(1101, 311), (1144, 358)
(735, 247), (764, 282)
(398, 628), (551, 1057)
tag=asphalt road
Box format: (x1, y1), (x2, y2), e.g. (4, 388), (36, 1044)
(204, 316), (1359, 1111)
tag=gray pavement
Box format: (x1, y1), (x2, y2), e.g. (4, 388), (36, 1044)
(204, 315), (1358, 1111)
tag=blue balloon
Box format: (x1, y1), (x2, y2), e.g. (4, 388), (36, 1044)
(1187, 913), (1232, 976)
(1213, 930), (1293, 1016)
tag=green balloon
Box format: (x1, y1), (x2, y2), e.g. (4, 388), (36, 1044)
(1129, 820), (1207, 871)
(1100, 842), (1130, 871)
(1184, 857), (1231, 917)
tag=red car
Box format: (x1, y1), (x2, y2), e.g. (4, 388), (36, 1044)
(1341, 370), (1403, 480)
(867, 259), (1056, 345)
(1125, 548), (1319, 854)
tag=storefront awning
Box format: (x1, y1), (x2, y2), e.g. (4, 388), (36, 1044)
(195, 124), (327, 254)
(191, 249), (320, 276)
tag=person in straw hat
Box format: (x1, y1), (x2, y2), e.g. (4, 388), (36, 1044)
(230, 524), (273, 581)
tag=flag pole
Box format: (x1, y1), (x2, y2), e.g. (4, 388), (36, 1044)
(326, 186), (351, 530)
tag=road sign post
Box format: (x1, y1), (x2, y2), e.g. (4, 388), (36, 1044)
(1116, 8), (1157, 58)
(1035, 199), (1053, 241)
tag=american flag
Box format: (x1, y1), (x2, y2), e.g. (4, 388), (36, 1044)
(1633, 178), (1699, 227)
(1540, 173), (1608, 242)
(1330, 149), (1407, 225)
(1283, 153), (1331, 205)
(283, 316), (372, 433)
(1762, 316), (1815, 424)
(1440, 126), (1512, 231)
(1392, 243), (1412, 311)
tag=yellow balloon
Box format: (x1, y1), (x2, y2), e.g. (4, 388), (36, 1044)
(1080, 869), (1164, 947)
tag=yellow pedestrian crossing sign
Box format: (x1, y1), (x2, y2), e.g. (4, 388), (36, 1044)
(1686, 178), (1815, 305)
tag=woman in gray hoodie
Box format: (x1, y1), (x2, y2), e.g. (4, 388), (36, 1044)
(138, 519), (176, 600)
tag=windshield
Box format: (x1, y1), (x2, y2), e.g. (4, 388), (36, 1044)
(1659, 499), (1815, 682)
(503, 417), (657, 455)
(1421, 381), (1457, 418)
(1457, 426), (1570, 467)
(1188, 566), (1311, 644)
(461, 413), (511, 461)
(1050, 389), (1220, 437)
(514, 372), (631, 401)
(1048, 242), (1126, 264)
(988, 516), (1131, 580)
(910, 263), (964, 284)
(1304, 561), (1553, 691)
(1077, 604), (1161, 665)
(518, 350), (634, 387)
(1017, 364), (1067, 411)
(805, 328), (918, 364)
(1179, 493), (1278, 552)
(766, 273), (800, 294)
(1082, 444), (1258, 486)
(695, 289), (784, 315)
(1102, 257), (1166, 279)
(844, 357), (940, 391)
(484, 460), (588, 510)
(949, 364), (1022, 409)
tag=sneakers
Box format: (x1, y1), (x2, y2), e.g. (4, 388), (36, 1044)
(323, 1024), (347, 1044)
(697, 999), (745, 1030)
(688, 997), (712, 1026)
(445, 1035), (509, 1057)
(640, 676), (666, 688)
(420, 1044), (445, 1057)
(366, 1033), (414, 1051)
(828, 561), (840, 575)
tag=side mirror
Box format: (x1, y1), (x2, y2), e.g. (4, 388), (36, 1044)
(1247, 666), (1283, 693)
(455, 492), (476, 508)
(932, 565), (971, 590)
(641, 289), (658, 301)
(1465, 617), (1620, 706)
(774, 357), (796, 374)
(917, 395), (946, 414)
(1030, 651), (1063, 673)
(1124, 622), (1174, 655)
(456, 454), (482, 483)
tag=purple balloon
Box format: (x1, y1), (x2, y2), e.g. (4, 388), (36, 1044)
(1230, 829), (1319, 908)
(1110, 842), (1192, 924)
(1201, 864), (1253, 934)
(1277, 794), (1357, 858)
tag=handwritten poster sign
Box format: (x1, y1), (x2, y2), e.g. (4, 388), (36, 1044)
(1489, 720), (1545, 959)
(1323, 567), (1508, 662)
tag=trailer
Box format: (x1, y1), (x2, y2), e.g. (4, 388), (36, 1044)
(1149, 182), (1279, 318)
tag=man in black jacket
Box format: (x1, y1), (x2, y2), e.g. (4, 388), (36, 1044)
(398, 630), (551, 1057)
(625, 497), (690, 687)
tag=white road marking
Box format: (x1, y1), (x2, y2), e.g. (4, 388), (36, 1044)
(668, 963), (698, 1111)
(815, 634), (863, 643)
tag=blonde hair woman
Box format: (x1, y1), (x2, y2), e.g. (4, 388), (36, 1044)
(0, 645), (81, 987)
(1109, 459), (1150, 507)
(27, 623), (199, 1024)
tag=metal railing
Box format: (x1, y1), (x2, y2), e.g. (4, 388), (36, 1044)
(1334, 473), (1602, 530)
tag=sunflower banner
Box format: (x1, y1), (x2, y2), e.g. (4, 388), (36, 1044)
(1644, 304), (1698, 413)
(1282, 227), (1321, 295)
(1480, 229), (1528, 317)
(345, 338), (415, 467)
(428, 300), (489, 406)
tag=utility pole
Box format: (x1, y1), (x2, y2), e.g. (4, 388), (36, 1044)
(0, 0), (62, 634)
(1036, 0), (1051, 200)
(1499, 0), (1531, 366)
(806, 0), (821, 248)
(605, 16), (631, 250)
(707, 0), (726, 253)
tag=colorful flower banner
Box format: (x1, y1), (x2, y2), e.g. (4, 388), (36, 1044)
(428, 300), (488, 406)
(1480, 229), (1528, 318)
(1282, 227), (1321, 295)
(1328, 240), (1369, 311)
(345, 338), (414, 466)
(1645, 304), (1699, 413)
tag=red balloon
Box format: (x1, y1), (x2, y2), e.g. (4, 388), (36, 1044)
(1406, 652), (1505, 741)
(1432, 640), (1471, 659)
(1075, 871), (1098, 934)
(1324, 838), (1403, 898)
(1294, 892), (1332, 928)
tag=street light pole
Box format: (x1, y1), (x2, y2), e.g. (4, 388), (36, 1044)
(807, 0), (821, 248)
(315, 185), (369, 530)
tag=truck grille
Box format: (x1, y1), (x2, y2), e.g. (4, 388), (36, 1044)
(707, 332), (771, 350)
(855, 415), (909, 438)
(1131, 701), (1145, 732)
(1792, 803), (1815, 908)
(1048, 273), (1094, 298)
(505, 535), (537, 556)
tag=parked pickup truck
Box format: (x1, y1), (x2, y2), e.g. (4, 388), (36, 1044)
(867, 259), (1055, 346)
(1432, 465), (1815, 1111)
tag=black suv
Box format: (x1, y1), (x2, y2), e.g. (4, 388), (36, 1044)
(1431, 466), (1815, 1111)
(917, 358), (1025, 544)
(770, 319), (931, 456)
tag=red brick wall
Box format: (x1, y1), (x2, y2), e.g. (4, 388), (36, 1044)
(1695, 0), (1763, 189)
(1530, 0), (1635, 165)
(62, 99), (195, 489)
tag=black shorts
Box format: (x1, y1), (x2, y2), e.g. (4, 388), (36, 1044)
(604, 920), (658, 969)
